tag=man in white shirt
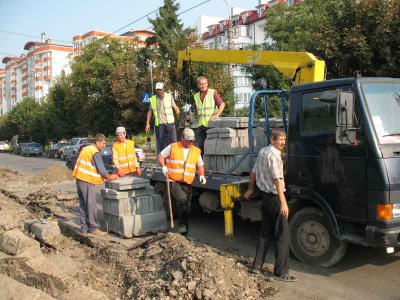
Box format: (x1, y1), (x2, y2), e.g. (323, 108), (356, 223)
(244, 128), (297, 282)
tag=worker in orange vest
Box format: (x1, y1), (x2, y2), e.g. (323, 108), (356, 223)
(112, 127), (142, 177)
(157, 128), (207, 235)
(73, 133), (119, 235)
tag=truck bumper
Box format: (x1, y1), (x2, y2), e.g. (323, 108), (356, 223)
(366, 225), (400, 247)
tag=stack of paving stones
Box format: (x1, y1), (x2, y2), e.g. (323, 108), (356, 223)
(101, 177), (167, 238)
(204, 117), (284, 175)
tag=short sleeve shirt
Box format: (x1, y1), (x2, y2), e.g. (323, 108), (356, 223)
(150, 95), (176, 125)
(160, 144), (204, 166)
(252, 145), (285, 194)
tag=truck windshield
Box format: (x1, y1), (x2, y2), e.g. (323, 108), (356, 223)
(362, 82), (400, 144)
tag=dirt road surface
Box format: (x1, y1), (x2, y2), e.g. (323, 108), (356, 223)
(0, 153), (400, 299)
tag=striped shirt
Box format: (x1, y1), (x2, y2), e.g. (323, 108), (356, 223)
(252, 145), (285, 194)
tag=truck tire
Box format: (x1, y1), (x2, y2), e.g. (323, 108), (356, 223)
(289, 207), (347, 267)
(153, 182), (177, 219)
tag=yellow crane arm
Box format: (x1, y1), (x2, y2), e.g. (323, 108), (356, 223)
(177, 49), (326, 84)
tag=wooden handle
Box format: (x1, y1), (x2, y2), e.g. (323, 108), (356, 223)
(166, 177), (174, 228)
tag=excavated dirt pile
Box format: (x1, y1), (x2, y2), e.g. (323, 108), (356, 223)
(29, 164), (74, 185)
(0, 168), (22, 182)
(93, 233), (278, 300)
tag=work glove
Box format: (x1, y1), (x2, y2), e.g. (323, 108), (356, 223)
(117, 168), (125, 177)
(199, 175), (207, 185)
(162, 166), (168, 177)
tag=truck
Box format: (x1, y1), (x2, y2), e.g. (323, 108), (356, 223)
(144, 49), (400, 267)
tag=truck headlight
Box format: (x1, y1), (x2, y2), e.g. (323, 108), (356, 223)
(393, 204), (400, 218)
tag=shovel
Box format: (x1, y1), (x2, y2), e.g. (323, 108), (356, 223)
(166, 177), (174, 228)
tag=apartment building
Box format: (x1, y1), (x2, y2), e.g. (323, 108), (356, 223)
(0, 69), (5, 116)
(72, 29), (155, 57)
(197, 0), (301, 109)
(1, 39), (72, 115)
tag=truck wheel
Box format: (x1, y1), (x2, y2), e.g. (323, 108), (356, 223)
(289, 207), (347, 267)
(154, 182), (177, 219)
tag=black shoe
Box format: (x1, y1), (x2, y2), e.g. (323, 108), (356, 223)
(178, 224), (188, 235)
(274, 274), (298, 282)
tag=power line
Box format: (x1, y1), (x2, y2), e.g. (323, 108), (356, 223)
(0, 30), (71, 44)
(0, 51), (18, 57)
(112, 8), (160, 34)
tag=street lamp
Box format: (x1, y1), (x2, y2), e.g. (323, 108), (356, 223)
(223, 0), (233, 76)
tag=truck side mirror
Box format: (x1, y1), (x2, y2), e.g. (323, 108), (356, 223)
(336, 92), (355, 127)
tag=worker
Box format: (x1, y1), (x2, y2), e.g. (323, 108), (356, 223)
(73, 133), (119, 235)
(145, 82), (180, 154)
(157, 128), (206, 235)
(112, 126), (142, 177)
(193, 76), (225, 155)
(244, 128), (297, 282)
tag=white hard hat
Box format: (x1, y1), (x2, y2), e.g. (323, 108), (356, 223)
(155, 82), (164, 90)
(182, 128), (195, 141)
(115, 126), (126, 134)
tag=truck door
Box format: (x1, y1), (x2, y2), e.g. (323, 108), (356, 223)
(288, 85), (367, 222)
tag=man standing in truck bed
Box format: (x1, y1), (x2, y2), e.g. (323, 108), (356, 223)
(193, 76), (225, 155)
(244, 128), (297, 282)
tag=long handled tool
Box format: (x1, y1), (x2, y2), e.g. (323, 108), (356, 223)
(166, 177), (174, 228)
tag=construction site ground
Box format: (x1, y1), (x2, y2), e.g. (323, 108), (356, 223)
(0, 153), (399, 299)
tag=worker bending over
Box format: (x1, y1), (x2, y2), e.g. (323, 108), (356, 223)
(112, 126), (142, 177)
(73, 134), (119, 235)
(158, 128), (206, 235)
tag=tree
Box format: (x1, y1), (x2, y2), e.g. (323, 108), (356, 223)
(70, 38), (145, 135)
(263, 0), (400, 78)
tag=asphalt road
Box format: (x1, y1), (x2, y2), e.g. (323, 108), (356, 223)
(1, 152), (400, 300)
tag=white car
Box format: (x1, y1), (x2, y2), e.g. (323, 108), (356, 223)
(0, 141), (9, 152)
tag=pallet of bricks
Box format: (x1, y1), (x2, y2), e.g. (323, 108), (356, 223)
(101, 177), (168, 238)
(203, 117), (285, 175)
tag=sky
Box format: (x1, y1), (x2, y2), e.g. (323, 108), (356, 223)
(0, 0), (258, 64)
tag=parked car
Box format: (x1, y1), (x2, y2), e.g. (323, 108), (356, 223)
(0, 141), (9, 152)
(20, 142), (43, 157)
(59, 137), (96, 160)
(47, 142), (68, 158)
(66, 142), (145, 172)
(9, 135), (32, 154)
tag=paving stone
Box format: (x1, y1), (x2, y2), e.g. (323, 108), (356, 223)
(104, 211), (168, 238)
(204, 138), (217, 155)
(24, 219), (39, 233)
(31, 221), (62, 247)
(105, 176), (150, 191)
(0, 274), (55, 300)
(101, 187), (154, 200)
(215, 137), (249, 155)
(0, 229), (40, 255)
(102, 194), (164, 216)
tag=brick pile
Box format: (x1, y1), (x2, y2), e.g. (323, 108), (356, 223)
(101, 177), (168, 238)
(204, 117), (285, 175)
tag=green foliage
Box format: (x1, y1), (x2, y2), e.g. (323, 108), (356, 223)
(264, 0), (400, 78)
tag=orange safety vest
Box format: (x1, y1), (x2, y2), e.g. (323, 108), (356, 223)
(112, 139), (138, 174)
(166, 142), (201, 184)
(72, 144), (104, 185)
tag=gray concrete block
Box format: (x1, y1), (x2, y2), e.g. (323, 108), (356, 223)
(101, 187), (154, 200)
(24, 219), (39, 233)
(210, 154), (258, 175)
(31, 221), (62, 247)
(206, 127), (219, 135)
(215, 137), (249, 155)
(206, 133), (219, 139)
(105, 176), (150, 191)
(0, 229), (40, 255)
(102, 194), (164, 216)
(204, 138), (217, 155)
(104, 211), (168, 238)
(0, 274), (56, 300)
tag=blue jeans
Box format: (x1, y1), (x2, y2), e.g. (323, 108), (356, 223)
(155, 123), (177, 153)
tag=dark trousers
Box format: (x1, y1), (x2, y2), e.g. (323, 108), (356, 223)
(170, 181), (192, 229)
(253, 191), (290, 276)
(197, 126), (208, 156)
(76, 179), (99, 232)
(155, 123), (177, 154)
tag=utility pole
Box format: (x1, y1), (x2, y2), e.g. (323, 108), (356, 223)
(147, 59), (154, 94)
(224, 0), (233, 75)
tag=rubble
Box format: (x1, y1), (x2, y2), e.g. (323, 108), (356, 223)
(0, 167), (22, 182)
(28, 165), (74, 185)
(0, 229), (41, 255)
